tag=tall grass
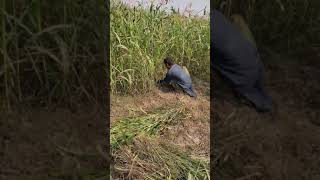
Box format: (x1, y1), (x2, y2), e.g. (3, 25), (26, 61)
(213, 0), (320, 52)
(111, 1), (210, 95)
(0, 1), (106, 109)
(0, 0), (9, 110)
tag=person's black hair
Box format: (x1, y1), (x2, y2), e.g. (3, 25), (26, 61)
(163, 57), (174, 66)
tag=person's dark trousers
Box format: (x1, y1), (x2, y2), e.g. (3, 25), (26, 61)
(157, 82), (176, 92)
(211, 68), (255, 108)
(158, 82), (196, 98)
(170, 82), (197, 98)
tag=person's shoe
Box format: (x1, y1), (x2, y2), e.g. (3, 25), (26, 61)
(190, 94), (197, 99)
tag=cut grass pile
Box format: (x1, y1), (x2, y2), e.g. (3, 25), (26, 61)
(111, 104), (209, 179)
(112, 137), (210, 180)
(111, 105), (185, 149)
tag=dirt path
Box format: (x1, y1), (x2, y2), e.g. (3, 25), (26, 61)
(213, 49), (320, 180)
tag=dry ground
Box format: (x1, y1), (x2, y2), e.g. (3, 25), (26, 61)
(110, 80), (210, 179)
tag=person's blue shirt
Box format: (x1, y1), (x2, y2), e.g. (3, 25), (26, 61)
(159, 64), (196, 97)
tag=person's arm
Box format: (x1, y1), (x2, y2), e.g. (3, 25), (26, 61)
(158, 72), (173, 84)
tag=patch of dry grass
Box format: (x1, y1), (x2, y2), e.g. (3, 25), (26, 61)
(112, 136), (209, 180)
(111, 83), (210, 179)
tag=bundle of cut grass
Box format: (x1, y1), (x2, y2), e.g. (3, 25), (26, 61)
(110, 106), (185, 149)
(112, 136), (209, 179)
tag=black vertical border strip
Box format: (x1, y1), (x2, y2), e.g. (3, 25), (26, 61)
(210, 0), (217, 180)
(209, 1), (214, 179)
(104, 0), (111, 178)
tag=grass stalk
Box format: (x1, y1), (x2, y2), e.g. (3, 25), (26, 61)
(0, 0), (10, 110)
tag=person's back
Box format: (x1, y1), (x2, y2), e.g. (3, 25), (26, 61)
(168, 64), (192, 88)
(212, 10), (260, 85)
(211, 9), (272, 112)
